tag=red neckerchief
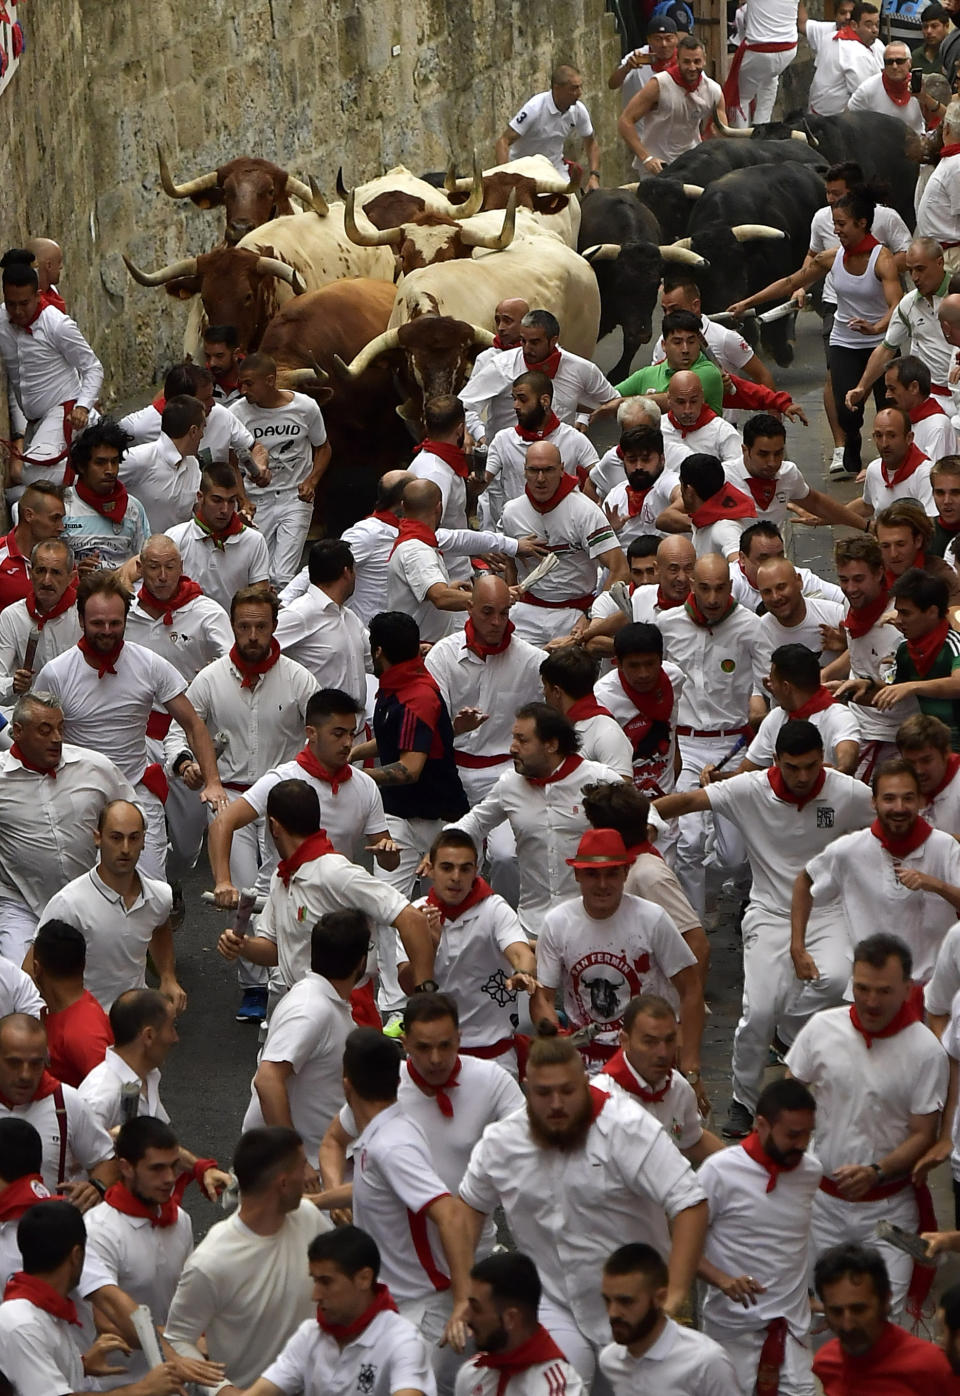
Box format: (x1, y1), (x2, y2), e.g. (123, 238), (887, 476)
(39, 288), (67, 315)
(665, 60), (702, 92)
(377, 657), (443, 730)
(906, 617), (950, 677)
(626, 839), (663, 861)
(296, 743), (353, 794)
(690, 484), (756, 529)
(415, 439), (470, 480)
(604, 1048), (670, 1102)
(3, 1272), (79, 1326)
(475, 1325), (567, 1396)
(833, 24), (861, 38)
(151, 393), (166, 413)
(9, 742), (57, 778)
(910, 398), (945, 424)
(0, 1174), (51, 1223)
(842, 232), (879, 267)
(744, 475), (778, 511)
(492, 334), (507, 350)
(277, 829), (336, 886)
(928, 752), (960, 801)
(589, 1084), (610, 1118)
(389, 518), (439, 556)
(741, 1130), (803, 1192)
(938, 514), (960, 535)
(870, 814), (933, 859)
(317, 1282), (398, 1342)
(767, 765), (826, 811)
(74, 477), (128, 520)
(527, 753), (583, 787)
(515, 411), (561, 443)
(139, 576), (204, 626)
(524, 348), (562, 378)
(566, 694), (615, 723)
(843, 589), (890, 639)
(788, 686), (834, 721)
(230, 638), (282, 689)
(464, 617), (514, 659)
(77, 635), (123, 679)
(370, 509), (401, 529)
(524, 472), (579, 515)
(881, 443), (928, 489)
(656, 586), (684, 611)
(625, 483), (651, 517)
(407, 1056), (461, 1117)
(104, 1180), (178, 1228)
(618, 666), (674, 741)
(427, 875), (494, 924)
(26, 581), (77, 632)
(668, 405), (715, 437)
(0, 1069), (61, 1111)
(684, 593), (737, 627)
(849, 994), (922, 1048)
(940, 143), (960, 159)
(882, 72), (912, 106)
(884, 549), (926, 590)
(194, 510), (245, 551)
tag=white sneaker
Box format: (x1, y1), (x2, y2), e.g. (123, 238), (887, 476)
(827, 446), (848, 479)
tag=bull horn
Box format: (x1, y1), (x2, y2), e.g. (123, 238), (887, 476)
(461, 188), (517, 250)
(731, 224), (785, 242)
(619, 182), (639, 193)
(277, 367), (326, 387)
(254, 256), (307, 293)
(285, 175), (329, 217)
(448, 152), (484, 219)
(444, 159), (460, 193)
(335, 327), (404, 379)
(581, 243), (621, 263)
(344, 191), (404, 247)
(682, 184), (704, 198)
(156, 145), (219, 199)
(336, 168), (350, 200)
(470, 325), (496, 349)
(659, 244), (709, 266)
(713, 107), (753, 138)
(671, 237), (693, 250)
(790, 130), (810, 144)
(122, 252), (199, 287)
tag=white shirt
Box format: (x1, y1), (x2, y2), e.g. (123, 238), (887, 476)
(925, 923), (960, 1016)
(909, 405), (957, 463)
(0, 1296), (86, 1396)
(164, 1200), (332, 1388)
(661, 415), (742, 473)
(125, 587), (232, 685)
(596, 661), (685, 797)
(502, 490), (618, 606)
(274, 583), (368, 706)
(409, 448), (470, 580)
(387, 537), (460, 645)
(39, 867), (173, 1011)
(651, 320), (754, 376)
(0, 303), (103, 419)
(755, 596), (846, 675)
(786, 1006), (948, 1177)
(425, 630), (543, 773)
(0, 743), (136, 917)
(231, 391), (327, 492)
(723, 456), (810, 529)
(77, 1047), (168, 1131)
(807, 30), (884, 116)
(745, 701), (861, 768)
(460, 347), (615, 433)
(245, 756), (385, 868)
(165, 517), (272, 610)
(942, 990), (960, 1180)
(0, 956), (43, 1017)
(413, 891), (528, 1047)
(640, 70), (724, 166)
(486, 422), (599, 522)
(506, 90), (594, 175)
(862, 453), (935, 517)
(573, 710), (633, 777)
(594, 1061), (703, 1151)
(602, 469), (679, 543)
(659, 604), (764, 732)
(922, 763), (960, 835)
(202, 401), (256, 463)
(264, 1309), (437, 1396)
(691, 515), (750, 561)
(842, 604), (919, 742)
(806, 823), (960, 982)
(457, 1353), (583, 1396)
(917, 154), (960, 249)
(0, 597), (80, 703)
(743, 0), (797, 42)
(706, 767), (874, 917)
(848, 71), (924, 132)
(243, 971), (353, 1156)
(34, 640), (185, 785)
(600, 1322), (741, 1396)
(460, 1090), (706, 1347)
(0, 1083), (114, 1190)
(457, 756), (627, 934)
(119, 433), (201, 532)
(810, 202), (912, 307)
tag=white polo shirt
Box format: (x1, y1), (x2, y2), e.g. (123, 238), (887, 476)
(502, 490), (618, 606)
(125, 588), (232, 685)
(0, 599), (80, 703)
(862, 454), (935, 518)
(274, 584), (368, 706)
(38, 867), (173, 1011)
(601, 469), (679, 543)
(461, 347), (615, 432)
(119, 434), (201, 533)
(594, 1060), (703, 1152)
(659, 604), (764, 733)
(600, 1322), (741, 1396)
(263, 1308), (436, 1396)
(203, 401), (256, 462)
(755, 596), (846, 675)
(786, 1007), (948, 1177)
(744, 702), (861, 768)
(244, 757), (386, 866)
(844, 607), (919, 742)
(661, 415), (742, 473)
(909, 405), (957, 464)
(34, 641), (185, 785)
(0, 1084), (114, 1190)
(165, 517), (272, 611)
(487, 422), (599, 518)
(0, 1297), (85, 1395)
(0, 743), (135, 918)
(732, 564), (843, 613)
(573, 711), (633, 777)
(77, 1046), (169, 1130)
(231, 391), (327, 493)
(595, 661), (684, 796)
(243, 971), (353, 1155)
(388, 537), (460, 645)
(723, 457), (810, 529)
(848, 72), (924, 133)
(459, 1090), (706, 1347)
(807, 31), (884, 116)
(506, 90), (595, 175)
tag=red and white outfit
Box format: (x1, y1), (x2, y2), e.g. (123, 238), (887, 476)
(76, 1046), (167, 1131)
(0, 1277), (88, 1395)
(661, 409), (742, 474)
(594, 1053), (704, 1154)
(0, 1070), (114, 1193)
(165, 514), (272, 611)
(0, 584), (80, 703)
(723, 456), (812, 530)
(917, 149), (960, 275)
(566, 693), (633, 777)
(921, 753), (960, 835)
(486, 418), (599, 526)
(460, 347), (615, 435)
(806, 25), (884, 117)
(755, 595), (846, 675)
(118, 432), (201, 533)
(634, 66), (724, 168)
(410, 441), (473, 582)
(722, 0), (798, 126)
(842, 593), (919, 777)
(848, 71), (925, 134)
(786, 1005), (948, 1315)
(0, 527), (32, 613)
(388, 520), (463, 645)
(688, 483), (756, 560)
(456, 1331), (584, 1396)
(732, 564), (843, 613)
(906, 397), (957, 464)
(601, 467), (679, 545)
(600, 1322), (741, 1396)
(596, 660), (684, 798)
(744, 692), (860, 768)
(861, 445), (935, 518)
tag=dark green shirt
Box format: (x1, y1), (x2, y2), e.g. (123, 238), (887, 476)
(895, 628), (960, 746)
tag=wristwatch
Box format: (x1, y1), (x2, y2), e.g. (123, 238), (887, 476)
(415, 980), (440, 993)
(870, 1162), (885, 1183)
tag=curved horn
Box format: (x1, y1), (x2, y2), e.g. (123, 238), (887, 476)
(277, 367), (327, 387)
(444, 159), (461, 193)
(285, 175), (329, 217)
(336, 167), (350, 200)
(122, 252), (199, 287)
(671, 237), (693, 250)
(254, 256), (307, 293)
(461, 188), (517, 250)
(731, 224), (785, 242)
(449, 152), (484, 219)
(712, 107), (753, 138)
(619, 182), (640, 194)
(682, 184), (704, 198)
(581, 243), (621, 263)
(659, 244), (709, 266)
(335, 327), (404, 379)
(344, 191), (404, 247)
(470, 325), (496, 349)
(156, 144), (219, 199)
(790, 130), (809, 144)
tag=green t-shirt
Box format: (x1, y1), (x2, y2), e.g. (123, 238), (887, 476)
(911, 41), (946, 77)
(895, 628), (960, 747)
(616, 353), (725, 415)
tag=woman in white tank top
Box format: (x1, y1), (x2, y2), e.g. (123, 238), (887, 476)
(728, 188), (902, 475)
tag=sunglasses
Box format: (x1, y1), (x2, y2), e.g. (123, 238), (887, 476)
(884, 56), (909, 64)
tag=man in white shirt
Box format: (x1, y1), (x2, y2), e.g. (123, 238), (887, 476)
(721, 0), (798, 127)
(539, 645), (633, 776)
(62, 420), (151, 572)
(672, 454), (756, 560)
(697, 1077), (822, 1396)
(461, 297), (530, 445)
(659, 373), (742, 474)
(586, 396), (662, 503)
(388, 479), (472, 645)
(0, 480), (67, 614)
(733, 521), (843, 614)
(852, 407), (935, 521)
(787, 932), (949, 1314)
(205, 323), (245, 404)
(725, 413), (868, 534)
(166, 461), (272, 610)
(595, 621), (685, 808)
(460, 1254), (586, 1396)
(495, 67), (601, 186)
(0, 538), (79, 703)
(230, 352), (330, 586)
(897, 712), (960, 832)
(755, 557), (846, 674)
(118, 394), (205, 533)
(806, 0), (884, 116)
(741, 643), (861, 774)
(599, 1242), (741, 1396)
(410, 395), (474, 581)
(848, 41), (928, 130)
(918, 119), (960, 273)
(599, 425), (679, 546)
(609, 16), (679, 105)
(884, 353), (957, 463)
(617, 35), (726, 173)
(274, 537), (367, 705)
(485, 371), (599, 526)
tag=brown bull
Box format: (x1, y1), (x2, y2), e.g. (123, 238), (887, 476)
(157, 145), (328, 243)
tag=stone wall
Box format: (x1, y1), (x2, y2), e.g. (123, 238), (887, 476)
(0, 0), (622, 408)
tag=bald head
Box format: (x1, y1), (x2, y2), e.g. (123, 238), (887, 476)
(693, 554), (729, 587)
(756, 556), (804, 625)
(690, 554), (732, 621)
(667, 371), (704, 428)
(469, 574), (513, 646)
(943, 98), (960, 145)
(494, 298), (530, 350)
(376, 469), (415, 516)
(940, 292), (960, 348)
(656, 534), (696, 601)
(24, 237), (62, 291)
(139, 533), (183, 603)
(141, 534), (180, 564)
(402, 477), (443, 522)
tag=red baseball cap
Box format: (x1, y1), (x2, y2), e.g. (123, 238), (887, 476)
(566, 829), (635, 868)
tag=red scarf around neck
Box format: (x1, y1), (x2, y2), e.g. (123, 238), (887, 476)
(767, 765), (826, 812)
(524, 472), (579, 515)
(104, 1180), (178, 1228)
(194, 510), (245, 550)
(656, 586), (684, 611)
(882, 72), (912, 106)
(524, 347), (562, 378)
(880, 442), (928, 489)
(464, 617), (514, 659)
(744, 475), (778, 511)
(74, 477), (129, 521)
(566, 694), (615, 723)
(928, 752), (960, 801)
(625, 483), (651, 517)
(626, 839), (663, 861)
(665, 60), (702, 92)
(78, 635), (123, 679)
(849, 995), (921, 1049)
(277, 829), (336, 886)
(843, 588), (890, 639)
(377, 657), (443, 730)
(870, 814), (933, 859)
(389, 518), (439, 556)
(475, 1325), (567, 1396)
(317, 1282), (398, 1342)
(833, 24), (861, 39)
(370, 509), (401, 530)
(684, 593), (737, 628)
(427, 875), (493, 924)
(603, 1048), (670, 1102)
(906, 616), (950, 677)
(40, 288), (67, 315)
(296, 743), (353, 794)
(690, 484), (756, 529)
(618, 666), (674, 743)
(788, 686), (834, 721)
(0, 1174), (51, 1223)
(516, 410), (561, 443)
(940, 143), (960, 160)
(3, 1272), (79, 1326)
(668, 405), (715, 438)
(10, 742), (57, 777)
(230, 638), (282, 689)
(139, 576), (204, 626)
(910, 397), (945, 424)
(842, 231), (879, 267)
(416, 439), (470, 480)
(26, 581), (77, 631)
(407, 1057), (461, 1117)
(527, 753), (583, 787)
(741, 1130), (803, 1192)
(151, 393), (166, 413)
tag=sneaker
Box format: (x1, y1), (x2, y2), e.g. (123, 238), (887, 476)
(827, 446), (847, 478)
(382, 1013), (405, 1039)
(235, 987), (268, 1023)
(722, 1099), (754, 1139)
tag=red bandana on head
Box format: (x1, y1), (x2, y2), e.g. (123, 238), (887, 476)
(475, 1326), (567, 1396)
(741, 1129), (803, 1192)
(78, 636), (123, 679)
(464, 617), (514, 659)
(427, 875), (493, 924)
(316, 1282), (398, 1342)
(407, 1057), (461, 1116)
(870, 814), (933, 859)
(139, 576), (204, 626)
(74, 477), (128, 521)
(690, 484), (756, 530)
(524, 347), (562, 378)
(906, 617), (950, 677)
(277, 829), (336, 887)
(668, 405), (715, 437)
(3, 1273), (80, 1326)
(524, 472), (579, 515)
(104, 1181), (179, 1228)
(296, 743), (353, 794)
(230, 638), (282, 689)
(389, 519), (438, 556)
(26, 581), (77, 631)
(516, 411), (561, 443)
(414, 439), (470, 480)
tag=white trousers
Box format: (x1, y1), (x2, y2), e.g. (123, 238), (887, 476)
(134, 783), (168, 883)
(16, 404), (100, 492)
(211, 798), (269, 990)
(729, 47), (796, 125)
(810, 1188), (916, 1319)
(0, 897), (38, 967)
(510, 601), (585, 648)
(252, 491), (313, 588)
(675, 735), (748, 921)
(459, 763), (520, 907)
(373, 814), (443, 1014)
(701, 1321), (814, 1396)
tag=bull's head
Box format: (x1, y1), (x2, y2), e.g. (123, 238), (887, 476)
(343, 188), (517, 275)
(710, 108), (809, 143)
(581, 240), (709, 375)
(157, 146), (329, 243)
